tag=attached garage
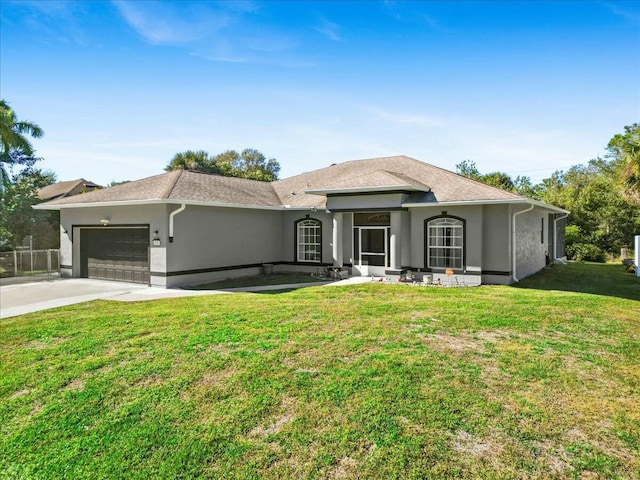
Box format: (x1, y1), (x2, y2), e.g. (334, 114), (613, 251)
(80, 227), (150, 284)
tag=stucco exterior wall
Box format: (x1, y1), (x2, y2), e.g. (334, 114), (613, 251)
(279, 210), (333, 265)
(481, 204), (511, 280)
(512, 206), (548, 281)
(409, 205), (483, 274)
(326, 193), (405, 211)
(60, 204), (169, 280)
(167, 205), (281, 272)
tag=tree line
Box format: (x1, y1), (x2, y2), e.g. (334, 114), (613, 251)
(456, 124), (640, 261)
(164, 149), (280, 182)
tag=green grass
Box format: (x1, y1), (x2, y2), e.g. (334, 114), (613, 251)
(188, 272), (327, 290)
(1, 263), (638, 479)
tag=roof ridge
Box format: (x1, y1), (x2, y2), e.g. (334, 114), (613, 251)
(396, 157), (524, 199)
(159, 169), (184, 199)
(71, 179), (85, 191)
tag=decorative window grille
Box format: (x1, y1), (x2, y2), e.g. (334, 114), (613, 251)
(297, 219), (321, 262)
(427, 217), (463, 269)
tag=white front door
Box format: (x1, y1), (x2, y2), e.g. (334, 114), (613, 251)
(354, 227), (389, 276)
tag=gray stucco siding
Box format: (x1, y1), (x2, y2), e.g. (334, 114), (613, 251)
(481, 204), (511, 275)
(326, 193), (406, 211)
(511, 206), (548, 281)
(279, 210), (334, 265)
(166, 205), (282, 273)
(60, 204), (169, 279)
(409, 205), (483, 274)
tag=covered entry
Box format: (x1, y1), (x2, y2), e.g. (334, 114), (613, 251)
(352, 212), (390, 276)
(80, 227), (150, 284)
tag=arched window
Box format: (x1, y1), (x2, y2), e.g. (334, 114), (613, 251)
(426, 217), (464, 270)
(296, 218), (322, 263)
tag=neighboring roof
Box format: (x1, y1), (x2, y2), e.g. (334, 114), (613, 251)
(36, 156), (565, 212)
(38, 169), (282, 208)
(37, 178), (101, 201)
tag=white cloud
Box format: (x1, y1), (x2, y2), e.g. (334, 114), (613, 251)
(313, 18), (341, 42)
(113, 0), (311, 66)
(601, 2), (640, 25)
(113, 1), (231, 45)
(6, 0), (90, 45)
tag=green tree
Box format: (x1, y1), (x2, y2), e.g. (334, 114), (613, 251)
(480, 171), (515, 191)
(513, 175), (542, 199)
(607, 123), (640, 202)
(455, 160), (481, 180)
(0, 168), (56, 250)
(0, 100), (52, 249)
(456, 160), (532, 196)
(165, 148), (280, 181)
(0, 100), (44, 184)
(164, 150), (219, 174)
(213, 149), (280, 181)
(540, 158), (639, 255)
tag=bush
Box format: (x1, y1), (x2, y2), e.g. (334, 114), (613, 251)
(566, 243), (606, 263)
(564, 224), (581, 247)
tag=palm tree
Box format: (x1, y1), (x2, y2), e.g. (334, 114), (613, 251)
(0, 100), (43, 157)
(608, 124), (640, 202)
(0, 100), (44, 189)
(164, 150), (218, 174)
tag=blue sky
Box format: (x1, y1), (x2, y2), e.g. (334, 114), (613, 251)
(2, 1), (639, 185)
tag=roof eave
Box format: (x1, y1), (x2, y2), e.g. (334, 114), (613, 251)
(402, 198), (569, 213)
(34, 198), (303, 211)
(306, 185), (430, 195)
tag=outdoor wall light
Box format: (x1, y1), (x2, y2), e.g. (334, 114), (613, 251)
(100, 218), (110, 226)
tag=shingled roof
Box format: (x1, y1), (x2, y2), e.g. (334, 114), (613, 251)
(38, 156), (529, 210)
(272, 155), (523, 207)
(40, 169), (282, 208)
(38, 178), (101, 201)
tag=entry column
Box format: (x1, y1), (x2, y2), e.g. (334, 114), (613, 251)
(389, 211), (402, 270)
(332, 212), (343, 267)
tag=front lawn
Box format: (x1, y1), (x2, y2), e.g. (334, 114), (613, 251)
(1, 263), (638, 479)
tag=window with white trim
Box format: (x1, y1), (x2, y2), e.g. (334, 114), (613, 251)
(427, 217), (464, 270)
(296, 219), (321, 262)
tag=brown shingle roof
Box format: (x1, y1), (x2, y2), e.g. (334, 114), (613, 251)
(309, 169), (431, 191)
(42, 170), (282, 207)
(272, 155), (523, 207)
(39, 156), (526, 209)
(37, 178), (101, 201)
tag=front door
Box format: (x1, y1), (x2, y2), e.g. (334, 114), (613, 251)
(354, 227), (389, 276)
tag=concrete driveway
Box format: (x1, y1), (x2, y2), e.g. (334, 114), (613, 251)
(0, 276), (357, 319)
(0, 277), (237, 319)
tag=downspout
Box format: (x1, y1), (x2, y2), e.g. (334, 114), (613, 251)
(553, 213), (569, 261)
(512, 203), (534, 283)
(169, 203), (186, 243)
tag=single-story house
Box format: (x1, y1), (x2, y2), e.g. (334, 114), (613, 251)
(35, 155), (568, 287)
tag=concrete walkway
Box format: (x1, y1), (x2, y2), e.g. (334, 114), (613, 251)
(0, 276), (371, 319)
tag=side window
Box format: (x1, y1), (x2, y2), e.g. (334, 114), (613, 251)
(426, 217), (464, 270)
(296, 218), (322, 263)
